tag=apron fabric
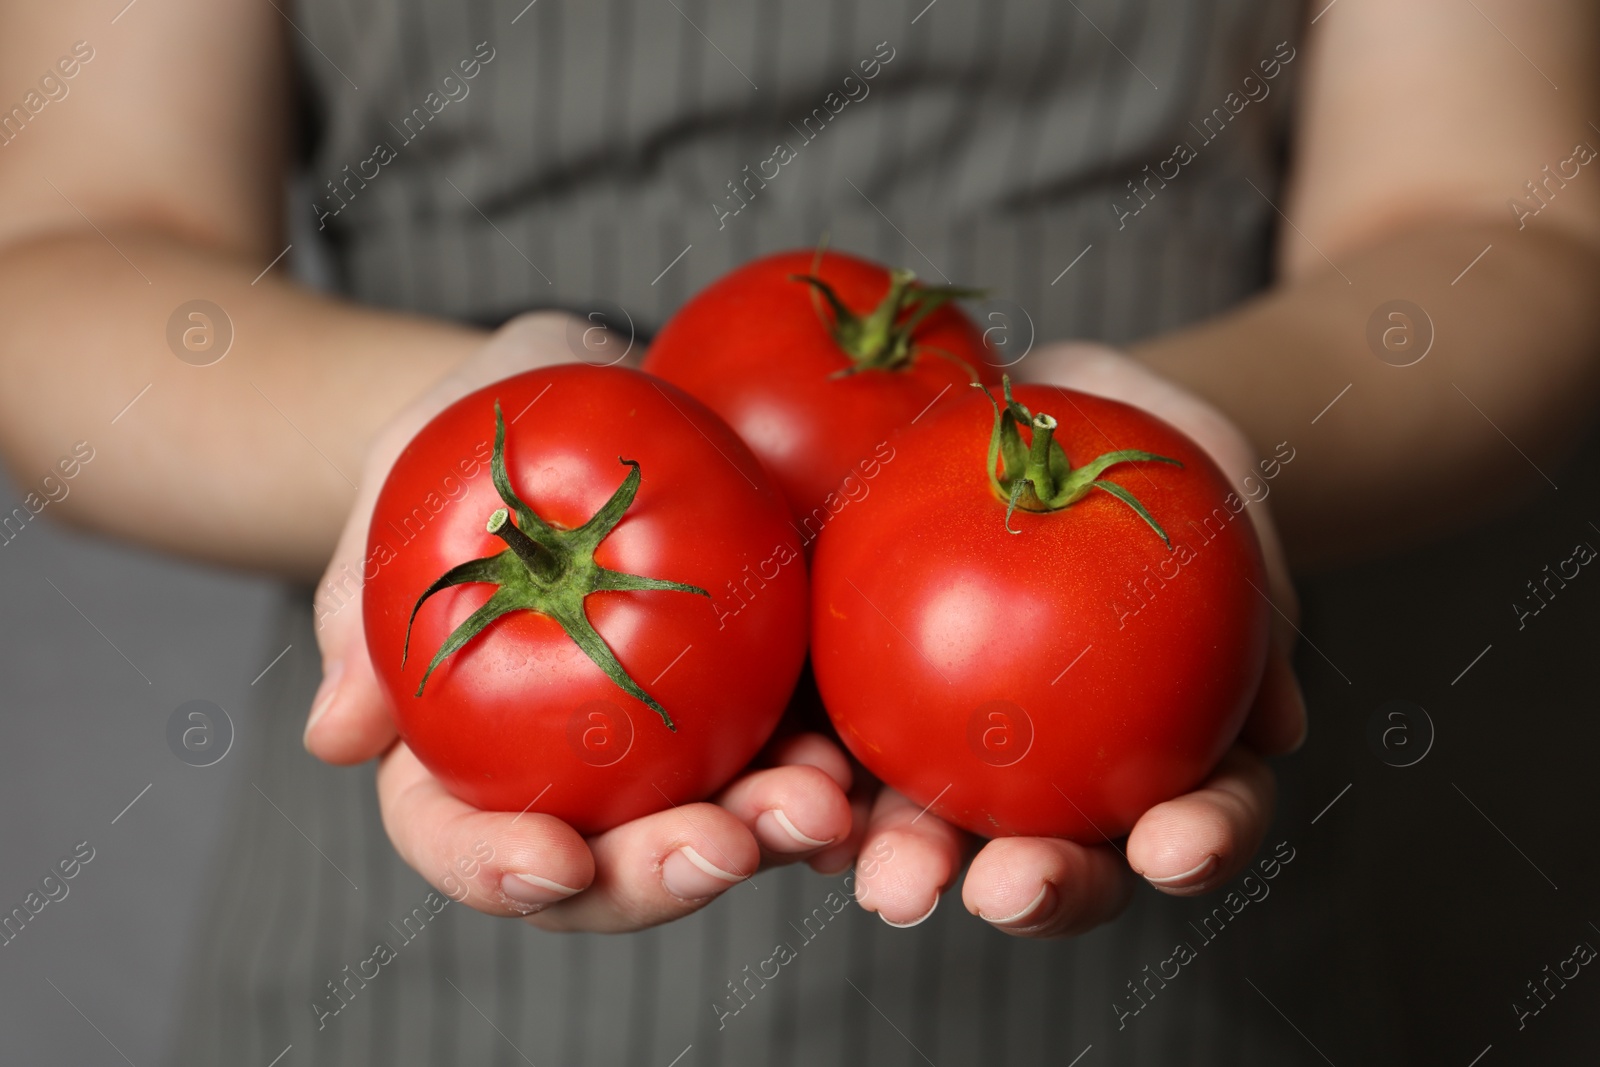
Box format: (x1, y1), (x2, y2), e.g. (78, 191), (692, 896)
(173, 598), (1333, 1066)
(173, 2), (1387, 1063)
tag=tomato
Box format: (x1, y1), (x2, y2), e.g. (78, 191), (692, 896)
(642, 248), (997, 535)
(809, 380), (1270, 841)
(363, 365), (808, 835)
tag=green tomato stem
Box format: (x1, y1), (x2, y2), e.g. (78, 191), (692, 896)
(1022, 413), (1059, 502)
(980, 374), (1184, 547)
(789, 262), (984, 375)
(402, 401), (708, 729)
(486, 507), (558, 582)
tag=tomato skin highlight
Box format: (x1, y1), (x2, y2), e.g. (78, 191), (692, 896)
(642, 248), (996, 525)
(363, 365), (808, 836)
(809, 385), (1271, 842)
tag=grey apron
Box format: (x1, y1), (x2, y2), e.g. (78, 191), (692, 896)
(174, 1), (1384, 1063)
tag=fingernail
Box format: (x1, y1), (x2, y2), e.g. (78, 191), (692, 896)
(980, 883), (1054, 928)
(758, 809), (835, 850)
(882, 895), (938, 929)
(662, 846), (744, 899)
(1143, 854), (1217, 888)
(303, 660), (345, 747)
(501, 872), (582, 906)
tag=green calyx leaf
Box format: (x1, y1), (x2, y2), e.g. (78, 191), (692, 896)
(789, 264), (985, 378)
(976, 376), (1184, 547)
(402, 401), (709, 731)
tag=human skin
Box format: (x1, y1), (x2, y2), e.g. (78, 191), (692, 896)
(851, 1), (1600, 932)
(1, 0), (1597, 934)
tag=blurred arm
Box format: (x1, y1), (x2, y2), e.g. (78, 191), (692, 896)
(0, 1), (485, 580)
(1126, 0), (1600, 565)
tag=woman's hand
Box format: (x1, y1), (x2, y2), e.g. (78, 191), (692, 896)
(303, 313), (855, 931)
(851, 342), (1308, 935)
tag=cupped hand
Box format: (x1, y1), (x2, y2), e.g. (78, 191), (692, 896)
(303, 313), (855, 931)
(852, 342), (1308, 935)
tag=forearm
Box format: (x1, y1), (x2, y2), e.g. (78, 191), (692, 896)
(1127, 220), (1600, 566)
(0, 230), (487, 580)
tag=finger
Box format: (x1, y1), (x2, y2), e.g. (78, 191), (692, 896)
(1026, 346), (1305, 660)
(1169, 395), (1307, 756)
(1238, 649), (1307, 755)
(744, 731), (856, 864)
(304, 312), (581, 766)
(853, 787), (968, 927)
(1232, 498), (1307, 756)
(807, 763), (875, 875)
(1125, 747), (1276, 896)
(762, 731), (853, 792)
(531, 801), (761, 933)
(962, 837), (1135, 938)
(376, 742), (594, 917)
(716, 763), (852, 863)
(1098, 357), (1307, 758)
(304, 417), (405, 766)
(304, 501), (398, 765)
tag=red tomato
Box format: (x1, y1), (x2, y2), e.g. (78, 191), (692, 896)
(363, 365), (808, 835)
(642, 249), (997, 535)
(810, 382), (1270, 841)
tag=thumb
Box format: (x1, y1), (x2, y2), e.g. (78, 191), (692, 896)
(305, 464), (399, 764)
(304, 312), (587, 765)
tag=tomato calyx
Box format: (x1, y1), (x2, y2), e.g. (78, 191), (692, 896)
(402, 401), (710, 731)
(789, 266), (984, 378)
(978, 377), (1184, 547)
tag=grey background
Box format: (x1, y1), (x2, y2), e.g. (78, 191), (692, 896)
(0, 481), (287, 1063)
(0, 185), (331, 1065)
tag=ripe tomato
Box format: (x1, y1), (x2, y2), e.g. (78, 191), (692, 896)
(363, 365), (808, 835)
(642, 248), (997, 535)
(810, 381), (1270, 841)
